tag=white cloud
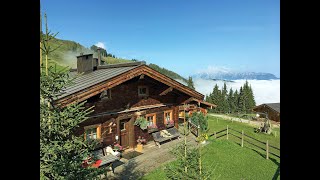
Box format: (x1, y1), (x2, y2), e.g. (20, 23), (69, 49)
(95, 42), (106, 49)
(193, 78), (280, 105)
(195, 65), (232, 74)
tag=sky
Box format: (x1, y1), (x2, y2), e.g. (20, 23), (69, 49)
(41, 0), (280, 78)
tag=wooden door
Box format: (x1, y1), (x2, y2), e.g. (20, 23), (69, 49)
(120, 119), (130, 148)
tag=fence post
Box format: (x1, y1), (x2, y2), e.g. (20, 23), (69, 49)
(226, 125), (229, 140)
(266, 140), (269, 160)
(241, 130), (244, 147)
(214, 131), (217, 139)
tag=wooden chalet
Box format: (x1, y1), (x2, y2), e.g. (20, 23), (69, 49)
(55, 53), (216, 149)
(253, 103), (280, 122)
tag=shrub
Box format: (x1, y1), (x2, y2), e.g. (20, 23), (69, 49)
(134, 117), (148, 130)
(190, 112), (209, 132)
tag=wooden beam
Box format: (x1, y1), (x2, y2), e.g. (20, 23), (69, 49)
(160, 87), (173, 96)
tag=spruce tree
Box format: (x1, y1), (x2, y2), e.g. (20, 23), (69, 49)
(211, 84), (220, 113)
(248, 85), (256, 111)
(238, 86), (246, 113)
(243, 80), (250, 113)
(187, 76), (195, 90)
(233, 89), (239, 113)
(228, 88), (236, 113)
(40, 14), (103, 179)
(221, 82), (228, 113)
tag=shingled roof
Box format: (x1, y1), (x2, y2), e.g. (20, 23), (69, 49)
(59, 63), (142, 99)
(55, 61), (205, 106)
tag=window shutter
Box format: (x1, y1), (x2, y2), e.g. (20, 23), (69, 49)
(97, 125), (101, 139)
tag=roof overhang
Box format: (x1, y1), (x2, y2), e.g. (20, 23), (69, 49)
(182, 97), (217, 109)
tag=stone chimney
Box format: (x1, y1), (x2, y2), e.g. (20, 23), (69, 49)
(76, 54), (94, 73)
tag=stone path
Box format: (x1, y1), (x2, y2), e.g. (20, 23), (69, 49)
(102, 134), (197, 179)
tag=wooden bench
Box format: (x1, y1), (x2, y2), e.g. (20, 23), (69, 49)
(152, 127), (180, 148)
(91, 148), (119, 171)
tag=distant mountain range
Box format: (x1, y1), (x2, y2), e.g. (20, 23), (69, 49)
(192, 71), (279, 80)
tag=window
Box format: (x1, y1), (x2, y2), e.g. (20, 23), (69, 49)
(86, 128), (97, 140)
(146, 114), (156, 127)
(120, 121), (126, 131)
(138, 86), (149, 96)
(100, 89), (111, 100)
(164, 110), (173, 124)
(84, 124), (101, 140)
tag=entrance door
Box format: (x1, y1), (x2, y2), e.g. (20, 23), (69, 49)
(119, 119), (130, 148)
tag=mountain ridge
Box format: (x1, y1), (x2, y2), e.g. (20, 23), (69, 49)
(192, 71), (279, 80)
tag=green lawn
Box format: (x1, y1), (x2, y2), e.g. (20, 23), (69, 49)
(206, 115), (280, 149)
(142, 116), (280, 180)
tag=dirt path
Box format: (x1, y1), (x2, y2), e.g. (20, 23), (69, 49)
(208, 113), (280, 128)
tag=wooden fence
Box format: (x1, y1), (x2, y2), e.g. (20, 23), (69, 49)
(209, 125), (280, 160)
(188, 120), (199, 137)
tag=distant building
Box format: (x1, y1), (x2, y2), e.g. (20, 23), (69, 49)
(253, 103), (280, 122)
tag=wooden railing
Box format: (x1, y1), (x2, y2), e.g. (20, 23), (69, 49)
(209, 125), (280, 160)
(188, 120), (199, 137)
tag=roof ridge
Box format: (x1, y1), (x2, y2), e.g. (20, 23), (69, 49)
(97, 61), (146, 69)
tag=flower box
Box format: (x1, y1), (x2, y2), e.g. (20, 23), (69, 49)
(147, 125), (158, 133)
(165, 120), (175, 128)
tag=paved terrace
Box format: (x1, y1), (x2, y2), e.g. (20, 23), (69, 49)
(102, 133), (197, 180)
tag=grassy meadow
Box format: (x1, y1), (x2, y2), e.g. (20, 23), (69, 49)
(142, 116), (280, 180)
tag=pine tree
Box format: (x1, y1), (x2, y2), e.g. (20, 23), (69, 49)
(233, 89), (239, 113)
(211, 84), (220, 113)
(221, 82), (228, 113)
(243, 80), (250, 113)
(238, 86), (246, 113)
(187, 76), (195, 90)
(40, 14), (103, 179)
(248, 85), (256, 110)
(228, 88), (236, 113)
(164, 112), (217, 180)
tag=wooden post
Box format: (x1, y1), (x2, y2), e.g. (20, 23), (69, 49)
(241, 130), (244, 147)
(226, 125), (229, 140)
(266, 140), (269, 160)
(214, 131), (217, 139)
(183, 103), (187, 173)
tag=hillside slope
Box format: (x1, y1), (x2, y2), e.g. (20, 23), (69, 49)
(44, 36), (187, 83)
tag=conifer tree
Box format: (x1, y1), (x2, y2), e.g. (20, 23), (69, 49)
(248, 85), (256, 111)
(221, 82), (228, 113)
(228, 88), (235, 113)
(187, 76), (195, 90)
(233, 89), (239, 113)
(238, 86), (246, 113)
(40, 13), (103, 179)
(210, 84), (220, 113)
